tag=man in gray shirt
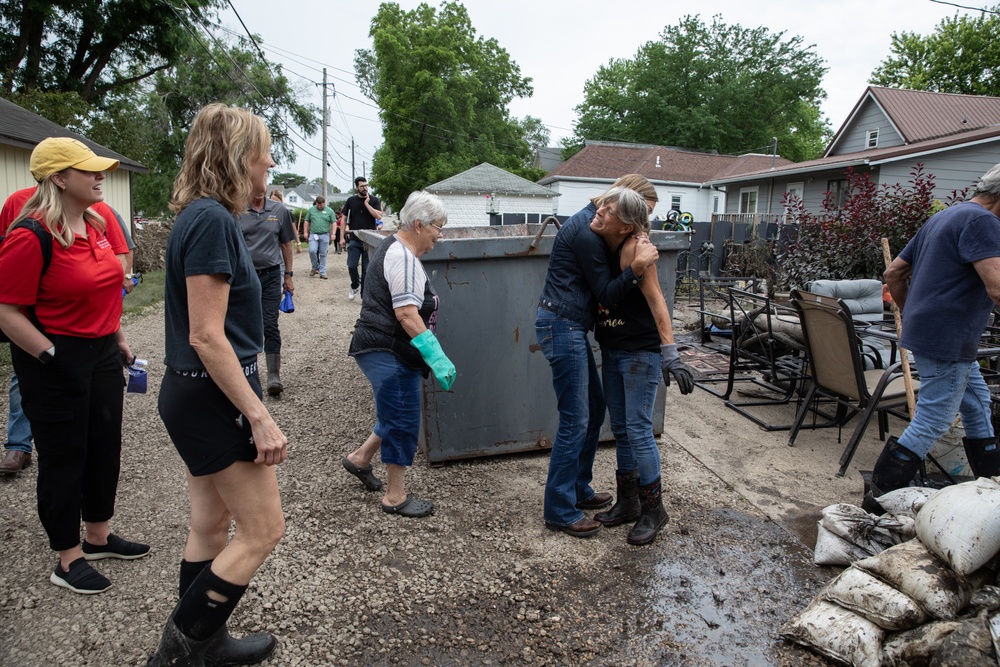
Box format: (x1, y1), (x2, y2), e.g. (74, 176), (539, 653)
(238, 192), (296, 396)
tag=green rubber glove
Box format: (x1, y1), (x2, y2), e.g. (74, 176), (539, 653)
(410, 330), (456, 390)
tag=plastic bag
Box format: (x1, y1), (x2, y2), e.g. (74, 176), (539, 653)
(915, 477), (1000, 576)
(279, 290), (294, 313)
(126, 358), (148, 394)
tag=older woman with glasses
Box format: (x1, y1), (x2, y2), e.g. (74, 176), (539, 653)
(343, 191), (455, 518)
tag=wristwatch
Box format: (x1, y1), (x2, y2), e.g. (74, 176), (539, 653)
(284, 271), (293, 277)
(38, 346), (55, 364)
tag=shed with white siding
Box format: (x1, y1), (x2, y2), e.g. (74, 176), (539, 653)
(425, 162), (559, 227)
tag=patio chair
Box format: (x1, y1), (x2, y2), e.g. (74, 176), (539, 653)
(787, 289), (919, 476)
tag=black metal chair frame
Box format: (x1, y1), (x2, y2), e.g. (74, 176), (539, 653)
(694, 287), (811, 431)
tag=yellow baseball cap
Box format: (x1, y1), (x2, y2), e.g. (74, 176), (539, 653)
(30, 137), (120, 182)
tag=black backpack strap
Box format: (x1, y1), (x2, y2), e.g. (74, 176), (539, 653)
(8, 218), (53, 275)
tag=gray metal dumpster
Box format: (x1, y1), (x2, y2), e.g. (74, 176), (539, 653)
(357, 224), (689, 464)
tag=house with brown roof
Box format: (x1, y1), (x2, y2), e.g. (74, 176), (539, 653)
(538, 141), (790, 220)
(708, 86), (1000, 225)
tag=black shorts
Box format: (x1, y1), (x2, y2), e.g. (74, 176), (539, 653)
(157, 361), (262, 476)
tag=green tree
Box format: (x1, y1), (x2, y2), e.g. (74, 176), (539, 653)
(133, 34), (318, 216)
(570, 14), (830, 162)
(0, 0), (223, 101)
(355, 1), (542, 209)
(274, 172), (307, 187)
(870, 7), (1000, 96)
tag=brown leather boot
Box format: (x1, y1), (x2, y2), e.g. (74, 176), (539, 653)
(0, 449), (31, 475)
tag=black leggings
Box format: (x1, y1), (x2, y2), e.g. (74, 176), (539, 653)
(12, 334), (123, 552)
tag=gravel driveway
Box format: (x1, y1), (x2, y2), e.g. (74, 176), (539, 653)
(0, 250), (835, 666)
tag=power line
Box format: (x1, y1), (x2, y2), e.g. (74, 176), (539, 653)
(927, 0), (1000, 14)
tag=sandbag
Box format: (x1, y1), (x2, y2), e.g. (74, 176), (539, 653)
(876, 486), (939, 519)
(821, 504), (913, 557)
(930, 610), (996, 666)
(815, 523), (874, 566)
(855, 539), (973, 620)
(881, 620), (962, 667)
(780, 599), (884, 667)
(823, 567), (928, 631)
(916, 477), (1000, 576)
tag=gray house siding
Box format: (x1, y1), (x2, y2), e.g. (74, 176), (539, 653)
(722, 167), (878, 217)
(834, 102), (904, 155)
(877, 142), (1000, 200)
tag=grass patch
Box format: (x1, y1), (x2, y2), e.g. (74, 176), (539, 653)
(123, 269), (165, 318)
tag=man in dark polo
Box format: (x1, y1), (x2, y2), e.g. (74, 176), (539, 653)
(342, 176), (383, 300)
(238, 191), (296, 396)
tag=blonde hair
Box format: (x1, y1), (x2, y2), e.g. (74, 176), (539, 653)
(593, 174), (658, 211)
(269, 189), (283, 202)
(13, 178), (106, 249)
(169, 104), (272, 216)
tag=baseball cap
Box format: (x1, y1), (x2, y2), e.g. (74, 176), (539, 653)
(30, 137), (120, 182)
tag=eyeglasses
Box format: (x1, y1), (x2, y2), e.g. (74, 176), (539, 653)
(428, 221), (445, 231)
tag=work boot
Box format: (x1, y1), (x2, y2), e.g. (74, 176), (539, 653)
(0, 449), (31, 475)
(627, 477), (669, 546)
(266, 353), (283, 397)
(962, 436), (1000, 479)
(862, 436), (922, 515)
(595, 470), (641, 526)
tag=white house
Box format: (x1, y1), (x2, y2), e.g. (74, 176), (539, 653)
(425, 162), (559, 227)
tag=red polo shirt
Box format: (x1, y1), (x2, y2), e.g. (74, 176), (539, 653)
(0, 186), (128, 254)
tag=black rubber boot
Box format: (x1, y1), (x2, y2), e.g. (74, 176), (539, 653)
(147, 610), (210, 667)
(266, 353), (283, 396)
(595, 470), (641, 526)
(178, 559), (277, 667)
(963, 436), (1000, 478)
(862, 436), (922, 515)
(627, 478), (669, 546)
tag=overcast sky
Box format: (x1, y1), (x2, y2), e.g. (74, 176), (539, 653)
(216, 0), (981, 186)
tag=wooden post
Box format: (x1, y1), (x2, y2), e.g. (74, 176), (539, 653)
(881, 237), (916, 418)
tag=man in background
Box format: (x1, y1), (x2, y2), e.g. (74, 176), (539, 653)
(238, 191), (296, 396)
(342, 177), (383, 300)
(304, 196), (335, 279)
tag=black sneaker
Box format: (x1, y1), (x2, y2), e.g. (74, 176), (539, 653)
(50, 557), (112, 594)
(82, 534), (151, 561)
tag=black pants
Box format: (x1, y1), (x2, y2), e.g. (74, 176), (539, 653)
(12, 334), (123, 551)
(256, 265), (282, 354)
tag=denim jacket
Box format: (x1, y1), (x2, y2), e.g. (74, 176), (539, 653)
(537, 202), (642, 330)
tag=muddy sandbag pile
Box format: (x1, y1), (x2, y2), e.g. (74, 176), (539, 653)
(782, 477), (1000, 666)
(132, 220), (171, 273)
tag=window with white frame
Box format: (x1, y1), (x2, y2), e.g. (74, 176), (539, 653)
(713, 195), (720, 213)
(739, 187), (758, 214)
(786, 182), (804, 202)
(867, 129), (879, 148)
(827, 179), (849, 209)
(670, 195), (682, 212)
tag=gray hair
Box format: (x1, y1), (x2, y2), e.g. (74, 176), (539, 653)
(974, 164), (1000, 199)
(399, 190), (447, 230)
(602, 187), (650, 234)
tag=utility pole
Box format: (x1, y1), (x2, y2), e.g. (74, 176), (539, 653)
(322, 68), (328, 202)
(351, 139), (356, 184)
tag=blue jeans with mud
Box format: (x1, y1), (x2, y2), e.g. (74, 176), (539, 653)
(535, 307), (604, 526)
(602, 347), (661, 485)
(898, 354), (993, 458)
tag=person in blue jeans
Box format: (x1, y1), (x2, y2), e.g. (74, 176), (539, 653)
(869, 163), (1000, 513)
(304, 196), (334, 279)
(0, 373), (33, 474)
(591, 189), (694, 545)
(535, 175), (660, 538)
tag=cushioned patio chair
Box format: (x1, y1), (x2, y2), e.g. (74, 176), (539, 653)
(787, 289), (919, 476)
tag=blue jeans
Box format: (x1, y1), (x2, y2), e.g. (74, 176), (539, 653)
(347, 238), (369, 293)
(898, 354), (994, 458)
(309, 234), (330, 277)
(6, 373), (32, 453)
(535, 308), (604, 526)
(354, 351), (422, 467)
(602, 348), (661, 485)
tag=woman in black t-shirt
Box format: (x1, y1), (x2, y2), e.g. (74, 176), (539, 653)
(148, 104), (287, 667)
(590, 187), (694, 547)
